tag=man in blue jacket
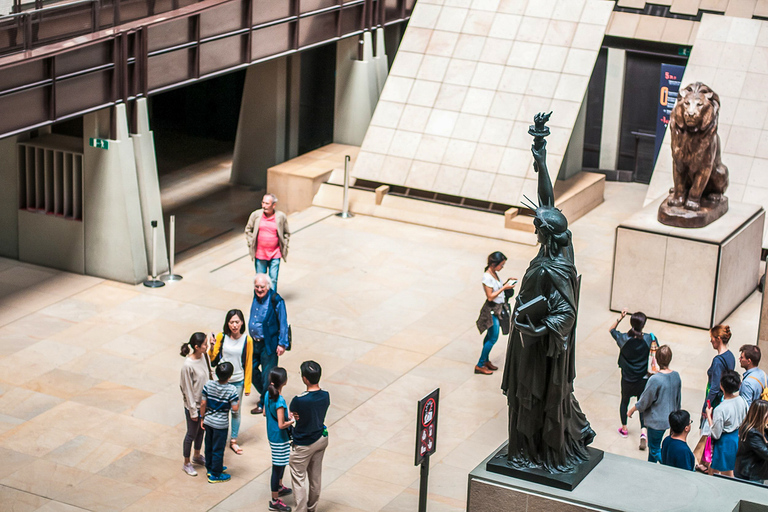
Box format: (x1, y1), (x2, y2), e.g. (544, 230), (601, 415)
(249, 273), (289, 414)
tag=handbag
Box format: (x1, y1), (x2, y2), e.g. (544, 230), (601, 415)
(498, 304), (511, 335)
(702, 436), (713, 464)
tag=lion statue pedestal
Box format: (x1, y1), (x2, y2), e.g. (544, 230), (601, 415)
(658, 82), (729, 228)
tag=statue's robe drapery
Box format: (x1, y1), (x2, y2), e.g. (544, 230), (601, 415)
(500, 241), (590, 472)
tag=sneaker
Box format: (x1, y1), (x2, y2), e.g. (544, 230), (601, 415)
(617, 427), (628, 438)
(269, 499), (292, 512)
(182, 463), (197, 477)
(639, 434), (647, 451)
(207, 473), (232, 484)
(206, 466), (228, 477)
(192, 455), (206, 466)
(277, 485), (293, 497)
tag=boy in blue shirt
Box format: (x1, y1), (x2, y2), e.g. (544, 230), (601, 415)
(661, 410), (695, 471)
(201, 361), (240, 483)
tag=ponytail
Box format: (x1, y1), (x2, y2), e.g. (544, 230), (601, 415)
(267, 367), (288, 402)
(628, 312), (647, 339)
(181, 332), (207, 357)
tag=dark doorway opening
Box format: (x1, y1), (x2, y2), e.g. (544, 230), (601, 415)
(148, 71), (262, 262)
(618, 52), (686, 184)
(298, 43), (336, 155)
(149, 70), (245, 176)
(583, 48), (607, 171)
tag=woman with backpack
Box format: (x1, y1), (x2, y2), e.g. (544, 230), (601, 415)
(693, 324), (736, 471)
(610, 309), (655, 450)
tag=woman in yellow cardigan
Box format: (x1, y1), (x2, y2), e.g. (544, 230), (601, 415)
(209, 309), (253, 455)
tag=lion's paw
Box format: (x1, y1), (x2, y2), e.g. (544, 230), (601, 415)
(668, 196), (685, 207)
(706, 193), (723, 203)
(685, 199), (700, 211)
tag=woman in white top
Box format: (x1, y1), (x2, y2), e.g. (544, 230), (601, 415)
(475, 251), (516, 375)
(180, 332), (212, 476)
(208, 310), (253, 455)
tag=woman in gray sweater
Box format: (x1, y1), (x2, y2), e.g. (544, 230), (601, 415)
(628, 345), (681, 463)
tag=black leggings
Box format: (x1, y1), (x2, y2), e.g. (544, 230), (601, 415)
(271, 464), (286, 493)
(183, 409), (204, 458)
(620, 378), (647, 428)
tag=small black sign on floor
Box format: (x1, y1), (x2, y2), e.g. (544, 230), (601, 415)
(415, 388), (439, 466)
(415, 388), (439, 512)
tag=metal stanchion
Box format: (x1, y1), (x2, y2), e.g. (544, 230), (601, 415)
(336, 155), (354, 219)
(143, 220), (165, 288)
(161, 215), (183, 282)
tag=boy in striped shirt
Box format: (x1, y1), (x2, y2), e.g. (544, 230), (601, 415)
(201, 361), (240, 483)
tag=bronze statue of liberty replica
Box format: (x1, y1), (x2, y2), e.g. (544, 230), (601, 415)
(491, 112), (600, 490)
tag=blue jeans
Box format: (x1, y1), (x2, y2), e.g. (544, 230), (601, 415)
(647, 427), (665, 463)
(478, 314), (500, 367)
(230, 380), (244, 440)
(204, 426), (228, 477)
(256, 258), (280, 291)
(252, 339), (279, 407)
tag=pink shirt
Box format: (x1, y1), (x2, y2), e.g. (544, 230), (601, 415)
(255, 213), (282, 260)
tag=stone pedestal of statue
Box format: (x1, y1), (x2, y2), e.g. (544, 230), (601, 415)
(611, 197), (764, 329)
(468, 444), (768, 512)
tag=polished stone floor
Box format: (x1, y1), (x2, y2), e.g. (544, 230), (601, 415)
(0, 182), (763, 512)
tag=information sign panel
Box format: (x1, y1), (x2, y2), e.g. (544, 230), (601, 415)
(415, 388), (439, 466)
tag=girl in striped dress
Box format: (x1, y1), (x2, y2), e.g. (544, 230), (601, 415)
(265, 367), (295, 511)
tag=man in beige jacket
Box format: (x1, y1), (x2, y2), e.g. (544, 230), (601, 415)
(245, 194), (290, 291)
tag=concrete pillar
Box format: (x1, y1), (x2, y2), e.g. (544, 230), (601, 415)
(0, 135), (19, 258)
(599, 48), (626, 171)
(373, 28), (389, 96)
(334, 35), (378, 146)
(560, 94), (588, 180)
(83, 106), (148, 283)
(231, 58), (289, 188)
(131, 97), (168, 275)
(286, 55), (301, 161)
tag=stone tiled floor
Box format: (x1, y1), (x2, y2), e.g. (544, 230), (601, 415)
(0, 182), (763, 511)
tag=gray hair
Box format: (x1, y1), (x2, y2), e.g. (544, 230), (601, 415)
(263, 193), (278, 204)
(254, 273), (273, 288)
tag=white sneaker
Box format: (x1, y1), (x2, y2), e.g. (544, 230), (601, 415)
(183, 463), (198, 476)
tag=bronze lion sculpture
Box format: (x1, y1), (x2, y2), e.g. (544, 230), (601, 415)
(664, 82), (729, 220)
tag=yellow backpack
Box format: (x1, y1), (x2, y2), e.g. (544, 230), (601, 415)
(748, 374), (768, 401)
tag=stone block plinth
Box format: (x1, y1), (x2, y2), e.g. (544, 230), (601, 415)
(468, 445), (768, 512)
(610, 198), (764, 329)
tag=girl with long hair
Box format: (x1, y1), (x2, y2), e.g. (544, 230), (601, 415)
(264, 366), (294, 511)
(179, 332), (212, 476)
(735, 400), (768, 482)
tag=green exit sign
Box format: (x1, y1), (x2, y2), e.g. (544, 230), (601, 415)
(89, 138), (109, 150)
(678, 47), (691, 57)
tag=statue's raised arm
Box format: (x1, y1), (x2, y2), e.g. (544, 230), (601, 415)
(528, 112), (554, 208)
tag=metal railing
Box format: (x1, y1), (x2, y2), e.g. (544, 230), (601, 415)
(0, 0), (413, 139)
(0, 0), (202, 55)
